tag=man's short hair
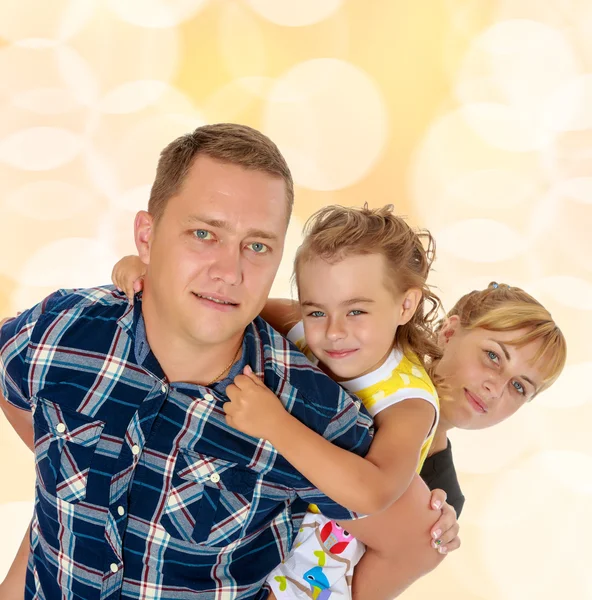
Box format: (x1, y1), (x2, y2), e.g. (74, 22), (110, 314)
(148, 123), (294, 222)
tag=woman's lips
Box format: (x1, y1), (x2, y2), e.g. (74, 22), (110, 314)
(464, 389), (488, 413)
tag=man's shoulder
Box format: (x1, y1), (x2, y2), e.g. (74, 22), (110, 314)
(37, 285), (128, 318)
(251, 316), (356, 407)
(32, 285), (130, 335)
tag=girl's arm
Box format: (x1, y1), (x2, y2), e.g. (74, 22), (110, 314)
(225, 366), (435, 515)
(259, 299), (301, 336)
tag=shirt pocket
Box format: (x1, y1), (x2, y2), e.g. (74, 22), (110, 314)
(161, 449), (258, 547)
(33, 397), (105, 504)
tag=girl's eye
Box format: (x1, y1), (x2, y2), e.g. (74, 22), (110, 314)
(486, 350), (500, 364)
(512, 381), (525, 395)
(248, 242), (268, 254)
(308, 311), (325, 318)
(348, 310), (364, 316)
(194, 229), (213, 240)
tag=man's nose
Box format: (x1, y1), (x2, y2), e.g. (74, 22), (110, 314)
(209, 244), (242, 286)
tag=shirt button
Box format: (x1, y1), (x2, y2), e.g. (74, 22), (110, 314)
(56, 423), (66, 434)
(204, 393), (214, 401)
(161, 384), (167, 393)
(131, 444), (140, 455)
(209, 473), (221, 483)
(110, 563), (119, 573)
(117, 506), (125, 516)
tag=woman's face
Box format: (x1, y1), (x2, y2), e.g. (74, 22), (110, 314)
(436, 317), (546, 430)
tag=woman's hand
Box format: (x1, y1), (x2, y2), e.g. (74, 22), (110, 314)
(429, 488), (461, 554)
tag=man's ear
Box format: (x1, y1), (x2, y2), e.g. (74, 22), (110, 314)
(437, 315), (461, 345)
(399, 288), (422, 325)
(134, 211), (153, 265)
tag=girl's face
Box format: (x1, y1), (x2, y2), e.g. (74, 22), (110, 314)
(298, 253), (413, 381)
(436, 318), (546, 430)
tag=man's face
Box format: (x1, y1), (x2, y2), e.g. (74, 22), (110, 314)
(137, 154), (288, 349)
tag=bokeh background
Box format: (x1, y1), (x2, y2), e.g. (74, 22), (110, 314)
(1, 1), (591, 598)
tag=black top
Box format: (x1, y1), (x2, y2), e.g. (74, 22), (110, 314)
(420, 439), (466, 517)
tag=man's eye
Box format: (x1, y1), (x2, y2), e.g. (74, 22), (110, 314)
(194, 229), (213, 240)
(308, 311), (325, 318)
(248, 242), (269, 254)
(348, 310), (364, 316)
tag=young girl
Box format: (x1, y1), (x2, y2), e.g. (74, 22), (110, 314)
(114, 204), (446, 599)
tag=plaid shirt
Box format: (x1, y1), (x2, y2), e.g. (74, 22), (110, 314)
(0, 287), (372, 600)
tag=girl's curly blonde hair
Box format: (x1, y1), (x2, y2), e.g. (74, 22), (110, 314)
(294, 204), (443, 386)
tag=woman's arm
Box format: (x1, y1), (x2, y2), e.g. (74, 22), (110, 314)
(225, 367), (435, 514)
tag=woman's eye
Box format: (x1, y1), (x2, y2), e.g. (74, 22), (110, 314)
(308, 311), (325, 318)
(348, 310), (364, 316)
(194, 229), (213, 240)
(487, 350), (499, 364)
(512, 381), (525, 395)
(248, 242), (268, 254)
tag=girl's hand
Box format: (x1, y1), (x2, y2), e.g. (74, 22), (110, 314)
(111, 255), (146, 304)
(225, 365), (288, 440)
(429, 488), (461, 554)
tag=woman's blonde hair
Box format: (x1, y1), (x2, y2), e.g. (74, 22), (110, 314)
(294, 204), (443, 382)
(445, 282), (567, 394)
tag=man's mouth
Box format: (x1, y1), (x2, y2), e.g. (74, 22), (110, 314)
(464, 389), (488, 413)
(193, 293), (238, 307)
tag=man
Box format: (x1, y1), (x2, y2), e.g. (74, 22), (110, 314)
(0, 124), (448, 600)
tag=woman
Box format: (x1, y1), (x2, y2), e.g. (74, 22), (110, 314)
(420, 282), (566, 517)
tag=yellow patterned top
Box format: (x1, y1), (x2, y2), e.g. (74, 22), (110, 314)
(287, 321), (439, 473)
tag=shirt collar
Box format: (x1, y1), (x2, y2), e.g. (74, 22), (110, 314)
(120, 293), (265, 395)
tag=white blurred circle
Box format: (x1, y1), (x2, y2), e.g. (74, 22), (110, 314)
(264, 58), (388, 191)
(107, 0), (210, 28)
(551, 177), (592, 205)
(0, 0), (96, 43)
(462, 102), (544, 152)
(114, 185), (152, 214)
(456, 19), (578, 111)
(18, 238), (118, 288)
(480, 452), (592, 599)
(4, 181), (95, 221)
(0, 502), (35, 582)
(99, 80), (170, 114)
(535, 363), (592, 410)
(446, 168), (538, 210)
(411, 107), (544, 230)
(202, 77), (274, 123)
(12, 88), (78, 115)
(0, 127), (82, 171)
(0, 45), (81, 113)
(55, 45), (100, 107)
(531, 275), (592, 311)
(218, 2), (267, 81)
(435, 218), (526, 263)
(246, 0), (342, 27)
(64, 14), (179, 99)
(544, 74), (592, 132)
(449, 404), (539, 475)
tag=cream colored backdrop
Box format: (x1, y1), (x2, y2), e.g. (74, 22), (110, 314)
(1, 1), (591, 598)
